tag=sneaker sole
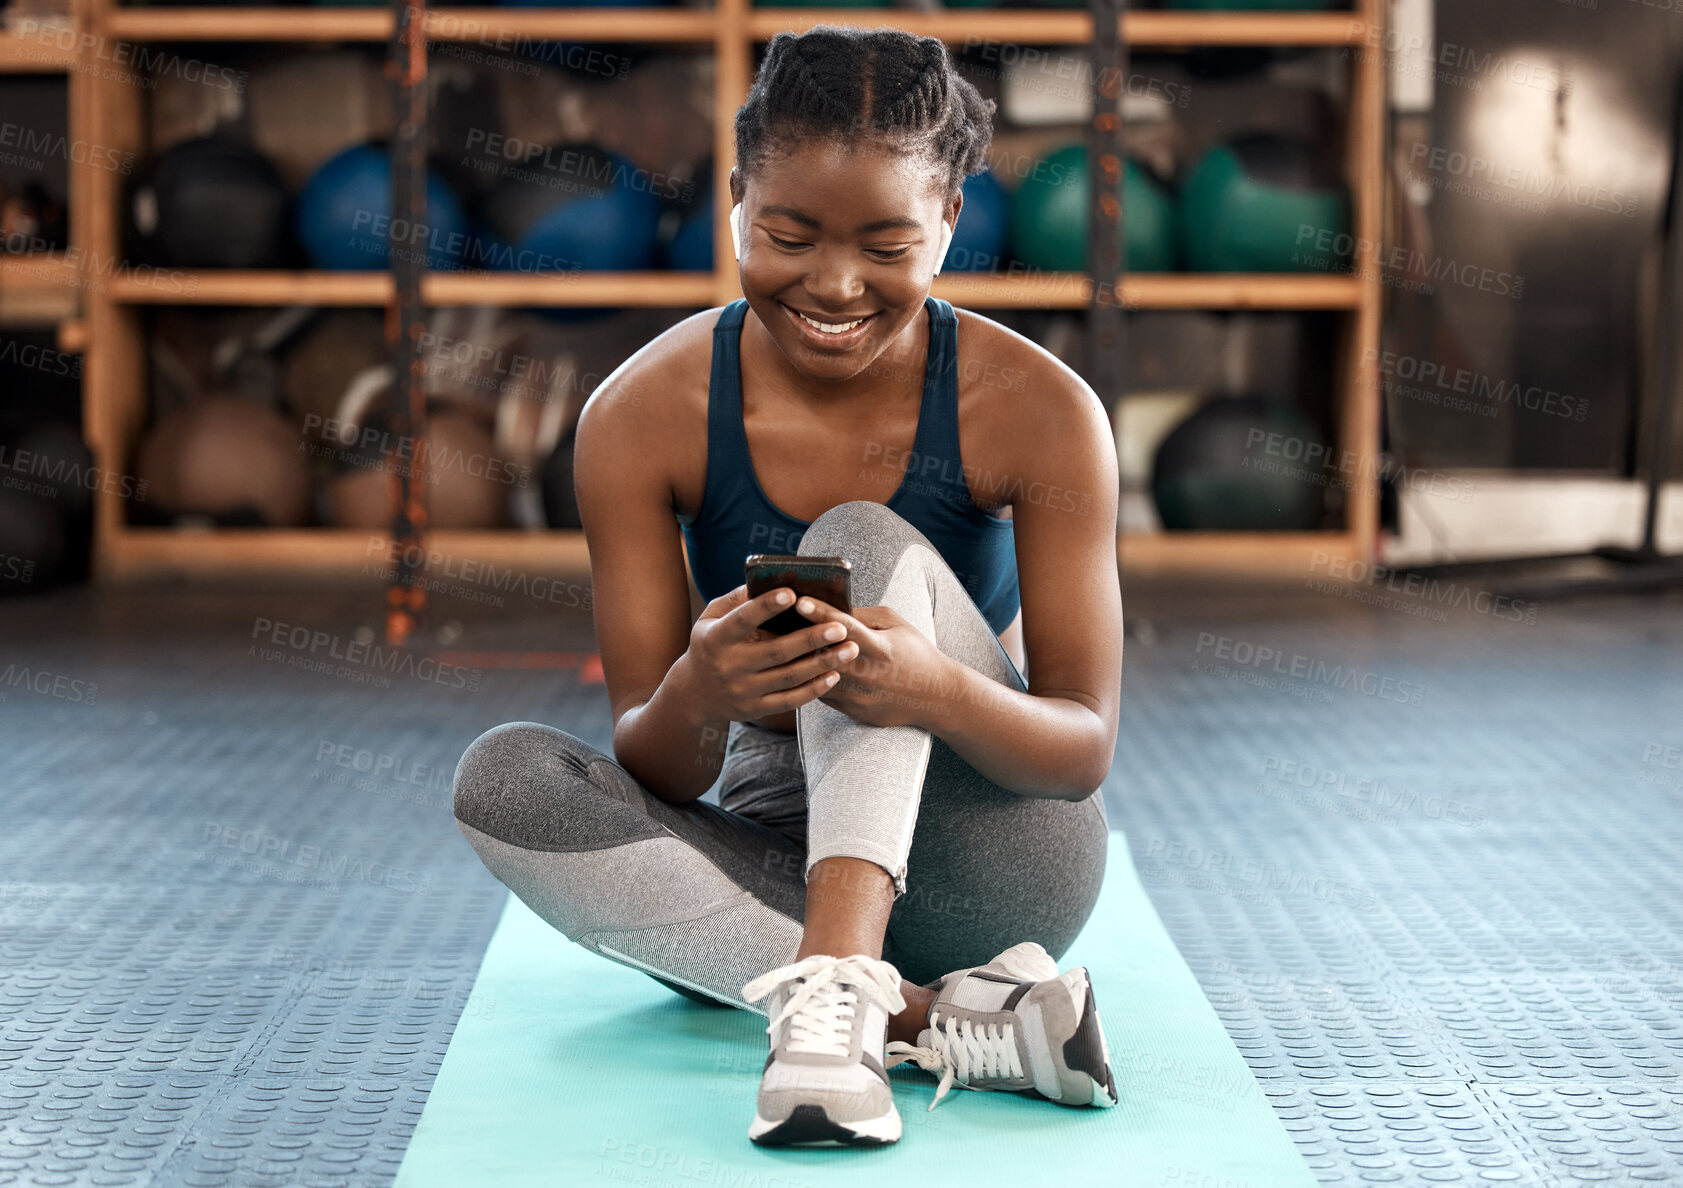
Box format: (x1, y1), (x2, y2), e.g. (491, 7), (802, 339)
(748, 1103), (901, 1147)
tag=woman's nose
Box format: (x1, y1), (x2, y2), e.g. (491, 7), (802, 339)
(802, 248), (867, 306)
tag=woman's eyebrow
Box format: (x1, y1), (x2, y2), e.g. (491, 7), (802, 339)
(758, 205), (923, 234)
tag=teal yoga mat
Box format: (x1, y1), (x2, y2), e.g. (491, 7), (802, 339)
(395, 831), (1314, 1187)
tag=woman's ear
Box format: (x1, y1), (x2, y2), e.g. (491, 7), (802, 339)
(729, 168), (746, 262)
(932, 193), (963, 278)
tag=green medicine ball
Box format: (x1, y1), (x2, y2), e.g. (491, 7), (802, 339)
(1178, 133), (1350, 273)
(1009, 144), (1177, 273)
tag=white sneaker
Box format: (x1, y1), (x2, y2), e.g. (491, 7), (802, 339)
(740, 953), (908, 1146)
(885, 941), (1118, 1110)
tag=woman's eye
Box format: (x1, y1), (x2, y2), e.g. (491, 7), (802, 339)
(766, 234), (910, 260)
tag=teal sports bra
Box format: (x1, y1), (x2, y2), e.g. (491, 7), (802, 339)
(677, 296), (1021, 634)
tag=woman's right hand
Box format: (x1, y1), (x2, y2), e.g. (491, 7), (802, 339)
(684, 584), (859, 723)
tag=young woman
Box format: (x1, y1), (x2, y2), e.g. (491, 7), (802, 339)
(452, 25), (1124, 1148)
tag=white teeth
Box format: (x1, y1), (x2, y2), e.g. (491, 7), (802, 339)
(795, 309), (865, 334)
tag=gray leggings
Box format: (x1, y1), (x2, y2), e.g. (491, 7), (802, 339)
(452, 500), (1109, 1012)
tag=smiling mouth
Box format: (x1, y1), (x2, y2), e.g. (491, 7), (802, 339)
(782, 303), (878, 336)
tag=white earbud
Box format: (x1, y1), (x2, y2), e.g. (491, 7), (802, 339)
(932, 218), (954, 277)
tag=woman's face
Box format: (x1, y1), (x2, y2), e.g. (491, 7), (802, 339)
(732, 140), (956, 384)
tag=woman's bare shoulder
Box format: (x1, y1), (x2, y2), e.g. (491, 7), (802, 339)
(579, 306), (726, 429)
(950, 305), (1102, 436)
(951, 305), (1088, 387)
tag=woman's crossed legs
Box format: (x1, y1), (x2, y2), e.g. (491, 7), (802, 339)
(452, 501), (1112, 1143)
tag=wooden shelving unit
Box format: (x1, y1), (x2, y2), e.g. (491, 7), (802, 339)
(51, 0), (1384, 581)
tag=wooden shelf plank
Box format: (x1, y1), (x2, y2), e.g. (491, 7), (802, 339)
(106, 7), (391, 41)
(107, 271), (388, 305)
(934, 272), (1361, 310)
(749, 9), (1368, 46)
(103, 527), (594, 581)
(749, 9), (1089, 44)
(0, 254), (80, 325)
(1127, 10), (1366, 47)
(103, 270), (720, 306)
(1128, 274), (1362, 310)
(108, 6), (717, 43)
(100, 7), (1371, 47)
(426, 270), (718, 306)
(99, 525), (1357, 580)
(427, 8), (716, 43)
(104, 269), (1359, 310)
(0, 27), (80, 71)
(1119, 531), (1358, 577)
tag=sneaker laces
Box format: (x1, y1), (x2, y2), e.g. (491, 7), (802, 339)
(884, 1008), (1024, 1111)
(742, 954), (907, 1059)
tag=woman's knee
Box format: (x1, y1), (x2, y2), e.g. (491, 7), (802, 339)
(802, 498), (900, 536)
(452, 721), (624, 849)
(887, 799), (1109, 982)
(799, 499), (920, 559)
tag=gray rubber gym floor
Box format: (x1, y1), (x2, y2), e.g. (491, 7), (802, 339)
(2, 573), (1681, 1186)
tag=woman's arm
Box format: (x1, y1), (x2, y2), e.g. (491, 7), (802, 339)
(611, 652), (728, 805)
(921, 659), (1110, 800)
(573, 366), (729, 804)
(924, 365), (1122, 800)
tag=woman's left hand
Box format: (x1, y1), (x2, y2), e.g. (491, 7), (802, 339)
(791, 597), (952, 730)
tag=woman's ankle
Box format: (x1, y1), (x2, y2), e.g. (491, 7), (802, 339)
(797, 857), (894, 963)
(887, 981), (935, 1046)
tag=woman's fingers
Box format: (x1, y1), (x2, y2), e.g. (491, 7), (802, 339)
(697, 583), (749, 622)
(742, 606), (853, 666)
(753, 639), (857, 699)
(792, 597), (874, 643)
(755, 656), (845, 712)
(790, 667), (843, 707)
(730, 586), (797, 639)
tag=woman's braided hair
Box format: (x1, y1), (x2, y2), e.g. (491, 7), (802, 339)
(735, 27), (996, 204)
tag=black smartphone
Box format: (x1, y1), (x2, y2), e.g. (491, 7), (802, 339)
(744, 554), (853, 636)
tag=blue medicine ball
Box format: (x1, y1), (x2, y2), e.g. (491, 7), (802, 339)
(481, 145), (664, 320)
(296, 143), (470, 271)
(947, 170), (1009, 273)
(666, 188), (714, 272)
